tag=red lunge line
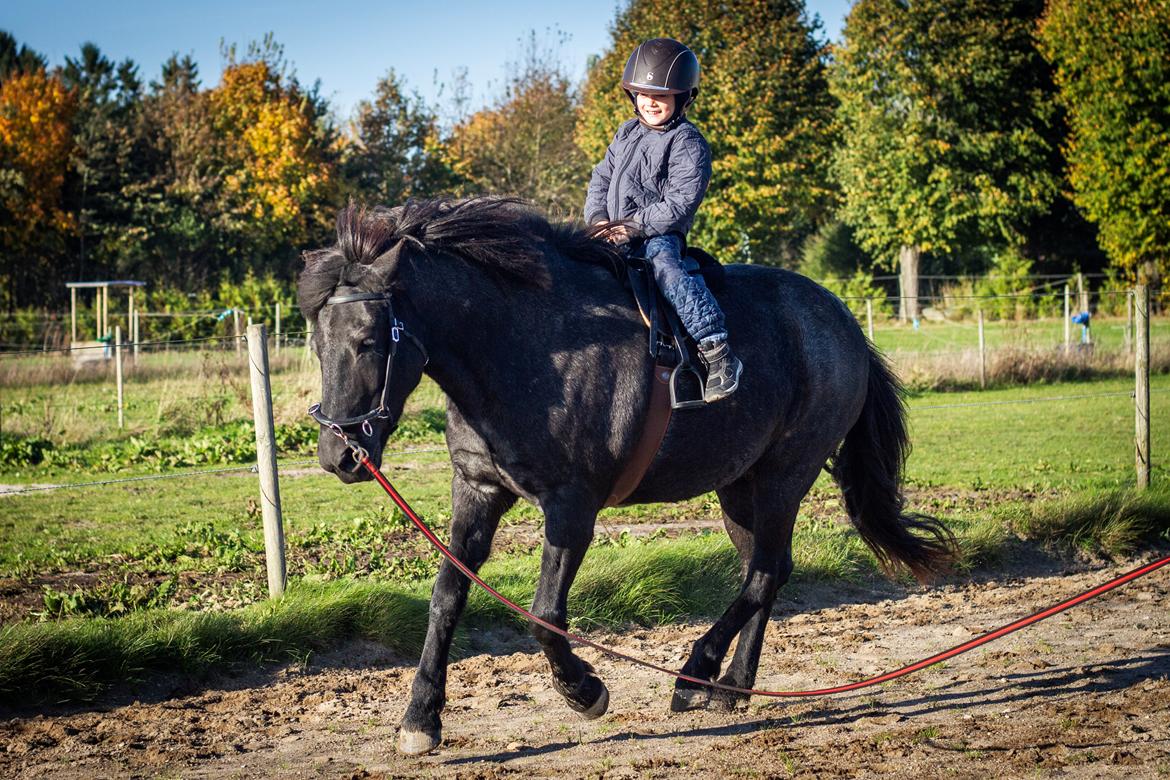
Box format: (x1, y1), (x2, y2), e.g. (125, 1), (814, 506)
(363, 457), (1170, 698)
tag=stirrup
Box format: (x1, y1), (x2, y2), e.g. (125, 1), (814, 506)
(669, 362), (706, 410)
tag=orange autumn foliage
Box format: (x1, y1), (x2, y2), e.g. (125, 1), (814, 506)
(0, 69), (77, 245)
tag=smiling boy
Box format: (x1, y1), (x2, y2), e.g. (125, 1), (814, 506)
(584, 37), (742, 403)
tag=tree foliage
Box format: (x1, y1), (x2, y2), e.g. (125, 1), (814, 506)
(344, 70), (456, 206)
(830, 0), (1061, 264)
(209, 39), (338, 267)
(578, 0), (836, 263)
(0, 67), (76, 305)
(446, 33), (587, 218)
(61, 43), (144, 280)
(1039, 0), (1170, 282)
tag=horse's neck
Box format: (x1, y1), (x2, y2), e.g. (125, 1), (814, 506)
(411, 257), (625, 415)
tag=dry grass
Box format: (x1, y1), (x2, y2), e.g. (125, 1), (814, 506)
(894, 343), (1170, 392)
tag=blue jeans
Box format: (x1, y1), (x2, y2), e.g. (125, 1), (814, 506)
(642, 235), (726, 345)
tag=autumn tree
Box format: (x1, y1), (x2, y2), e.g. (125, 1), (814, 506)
(130, 54), (225, 288)
(1039, 0), (1170, 284)
(831, 0), (1060, 320)
(0, 65), (76, 306)
(208, 37), (339, 276)
(0, 31), (47, 83)
(446, 33), (587, 218)
(577, 0), (836, 263)
(343, 70), (456, 206)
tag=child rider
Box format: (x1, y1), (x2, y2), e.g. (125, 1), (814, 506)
(584, 37), (742, 403)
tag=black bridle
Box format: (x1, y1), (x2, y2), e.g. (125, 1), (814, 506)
(307, 291), (429, 447)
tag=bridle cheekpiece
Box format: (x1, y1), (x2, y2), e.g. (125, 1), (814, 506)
(307, 290), (428, 457)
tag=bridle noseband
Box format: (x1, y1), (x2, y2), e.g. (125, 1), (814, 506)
(307, 291), (428, 451)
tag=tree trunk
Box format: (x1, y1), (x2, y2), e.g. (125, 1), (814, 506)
(898, 245), (921, 322)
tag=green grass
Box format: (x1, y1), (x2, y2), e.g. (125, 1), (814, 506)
(4, 345), (1170, 702)
(870, 314), (1170, 354)
(3, 488), (1168, 703)
(904, 375), (1170, 490)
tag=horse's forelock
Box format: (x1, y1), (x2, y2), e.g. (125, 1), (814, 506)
(337, 203), (402, 266)
(297, 248), (346, 322)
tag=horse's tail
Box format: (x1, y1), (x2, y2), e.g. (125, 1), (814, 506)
(830, 344), (957, 583)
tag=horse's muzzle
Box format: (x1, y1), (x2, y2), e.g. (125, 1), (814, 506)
(317, 435), (379, 483)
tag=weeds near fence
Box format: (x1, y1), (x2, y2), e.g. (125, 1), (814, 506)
(895, 343), (1170, 392)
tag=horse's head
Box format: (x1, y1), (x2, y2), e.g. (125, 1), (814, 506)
(299, 206), (429, 482)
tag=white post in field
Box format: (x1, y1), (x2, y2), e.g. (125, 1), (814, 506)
(246, 323), (287, 597)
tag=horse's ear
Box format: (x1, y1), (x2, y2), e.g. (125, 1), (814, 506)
(365, 243), (406, 290)
(301, 248), (331, 269)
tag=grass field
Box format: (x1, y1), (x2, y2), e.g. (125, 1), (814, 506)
(3, 330), (1170, 700)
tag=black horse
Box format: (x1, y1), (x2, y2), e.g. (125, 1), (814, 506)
(299, 197), (954, 755)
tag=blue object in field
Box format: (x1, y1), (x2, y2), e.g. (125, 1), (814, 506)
(1071, 311), (1091, 344)
(215, 309), (234, 322)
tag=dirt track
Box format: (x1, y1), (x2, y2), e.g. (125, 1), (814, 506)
(3, 552), (1169, 779)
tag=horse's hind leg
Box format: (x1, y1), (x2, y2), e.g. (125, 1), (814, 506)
(709, 480), (796, 712)
(671, 462), (803, 713)
(530, 493), (609, 718)
(399, 474), (515, 755)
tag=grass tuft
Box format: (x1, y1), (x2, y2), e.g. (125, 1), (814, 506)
(1009, 486), (1170, 555)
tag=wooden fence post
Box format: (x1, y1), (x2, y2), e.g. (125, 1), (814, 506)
(1126, 290), (1134, 355)
(233, 309), (242, 355)
(275, 302), (282, 355)
(866, 298), (874, 341)
(1136, 285), (1151, 489)
(246, 323), (287, 598)
(115, 325), (125, 429)
(132, 309), (140, 359)
(1063, 284), (1071, 353)
(70, 287), (77, 346)
(978, 309), (987, 390)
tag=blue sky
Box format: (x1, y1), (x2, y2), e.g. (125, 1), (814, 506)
(6, 1), (853, 122)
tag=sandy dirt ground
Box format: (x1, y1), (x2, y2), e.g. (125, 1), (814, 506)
(2, 551), (1169, 779)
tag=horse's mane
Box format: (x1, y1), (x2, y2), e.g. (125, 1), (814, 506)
(298, 197), (622, 320)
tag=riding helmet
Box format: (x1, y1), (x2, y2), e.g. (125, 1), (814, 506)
(620, 38), (700, 122)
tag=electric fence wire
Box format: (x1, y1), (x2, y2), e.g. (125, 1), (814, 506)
(0, 446), (450, 496)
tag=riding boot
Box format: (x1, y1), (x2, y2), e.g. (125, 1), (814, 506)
(698, 340), (743, 403)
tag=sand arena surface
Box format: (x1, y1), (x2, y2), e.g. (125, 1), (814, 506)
(3, 553), (1169, 778)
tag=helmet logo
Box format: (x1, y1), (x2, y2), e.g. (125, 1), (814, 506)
(645, 71), (653, 80)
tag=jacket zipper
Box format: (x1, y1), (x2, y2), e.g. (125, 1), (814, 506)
(610, 126), (646, 221)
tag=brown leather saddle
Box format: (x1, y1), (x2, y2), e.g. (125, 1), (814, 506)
(604, 245), (725, 507)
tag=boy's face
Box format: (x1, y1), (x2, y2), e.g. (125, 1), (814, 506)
(636, 92), (676, 126)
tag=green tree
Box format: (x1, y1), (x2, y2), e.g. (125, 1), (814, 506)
(446, 32), (587, 218)
(577, 0), (836, 263)
(61, 43), (145, 283)
(344, 70), (456, 205)
(831, 0), (1060, 319)
(0, 31), (47, 83)
(1039, 0), (1170, 284)
(132, 54), (225, 288)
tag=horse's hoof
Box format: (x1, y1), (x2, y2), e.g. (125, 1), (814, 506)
(670, 684), (711, 712)
(579, 680), (609, 720)
(709, 676), (749, 712)
(709, 690), (746, 713)
(398, 727), (441, 755)
(552, 669), (609, 719)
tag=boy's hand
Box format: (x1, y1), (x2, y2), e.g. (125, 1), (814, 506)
(596, 222), (631, 244)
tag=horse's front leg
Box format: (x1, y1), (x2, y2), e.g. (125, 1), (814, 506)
(398, 475), (515, 755)
(530, 495), (609, 718)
